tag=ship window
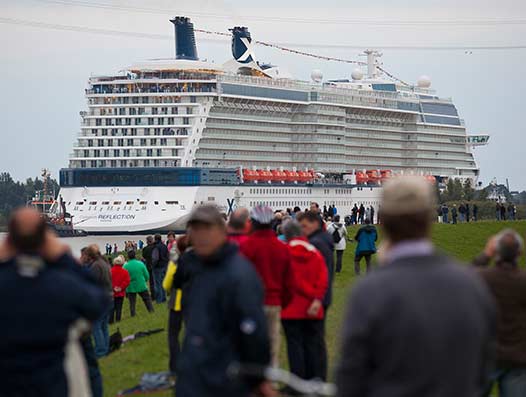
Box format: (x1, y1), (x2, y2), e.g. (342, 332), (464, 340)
(126, 201), (134, 205)
(76, 201), (84, 205)
(139, 201), (147, 205)
(166, 201), (179, 205)
(89, 201), (97, 205)
(207, 197), (215, 201)
(154, 201), (159, 205)
(113, 201), (121, 205)
(101, 201), (109, 205)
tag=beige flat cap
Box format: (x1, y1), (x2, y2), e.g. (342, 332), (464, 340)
(381, 176), (437, 216)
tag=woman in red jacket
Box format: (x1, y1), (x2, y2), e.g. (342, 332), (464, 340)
(281, 220), (329, 382)
(110, 255), (130, 323)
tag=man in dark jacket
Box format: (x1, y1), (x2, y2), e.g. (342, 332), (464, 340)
(358, 204), (365, 224)
(297, 210), (334, 380)
(152, 234), (169, 303)
(142, 235), (155, 299)
(474, 230), (526, 395)
(0, 208), (108, 397)
(173, 205), (273, 397)
(336, 176), (496, 397)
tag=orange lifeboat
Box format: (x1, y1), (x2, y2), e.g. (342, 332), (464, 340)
(355, 171), (369, 185)
(366, 170), (381, 184)
(242, 169), (259, 182)
(271, 169), (287, 183)
(297, 170), (311, 182)
(284, 170), (299, 183)
(380, 169), (392, 181)
(257, 169), (273, 183)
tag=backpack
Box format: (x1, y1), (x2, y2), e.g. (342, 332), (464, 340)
(332, 226), (342, 244)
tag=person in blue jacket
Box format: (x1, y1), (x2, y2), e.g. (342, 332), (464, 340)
(354, 218), (378, 275)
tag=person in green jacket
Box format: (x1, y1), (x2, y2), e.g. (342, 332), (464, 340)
(123, 250), (154, 317)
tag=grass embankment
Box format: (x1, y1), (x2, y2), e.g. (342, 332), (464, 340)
(100, 220), (526, 397)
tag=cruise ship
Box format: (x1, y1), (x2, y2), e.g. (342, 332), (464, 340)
(57, 17), (489, 233)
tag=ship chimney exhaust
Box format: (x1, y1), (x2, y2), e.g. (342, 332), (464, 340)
(170, 16), (198, 60)
(230, 26), (254, 64)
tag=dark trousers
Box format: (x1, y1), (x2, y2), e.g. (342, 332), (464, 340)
(127, 290), (154, 317)
(354, 253), (372, 275)
(80, 335), (103, 397)
(168, 310), (184, 373)
(335, 250), (344, 273)
(282, 319), (327, 381)
(153, 267), (167, 303)
(147, 265), (155, 300)
(110, 296), (124, 323)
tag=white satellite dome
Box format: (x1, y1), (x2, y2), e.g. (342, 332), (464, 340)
(311, 69), (323, 83)
(417, 75), (432, 88)
(351, 68), (364, 80)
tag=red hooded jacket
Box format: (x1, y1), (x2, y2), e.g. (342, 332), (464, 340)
(111, 265), (131, 298)
(281, 237), (328, 320)
(240, 229), (291, 306)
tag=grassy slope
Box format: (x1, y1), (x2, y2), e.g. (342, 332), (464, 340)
(100, 221), (526, 397)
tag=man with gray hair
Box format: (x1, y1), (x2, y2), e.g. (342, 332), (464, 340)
(475, 229), (526, 396)
(336, 176), (496, 397)
(227, 208), (250, 246)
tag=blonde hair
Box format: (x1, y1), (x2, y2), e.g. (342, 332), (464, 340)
(113, 255), (125, 266)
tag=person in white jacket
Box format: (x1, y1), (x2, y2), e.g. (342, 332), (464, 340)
(327, 215), (348, 273)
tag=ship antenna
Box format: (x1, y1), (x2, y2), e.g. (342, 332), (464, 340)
(363, 49), (382, 79)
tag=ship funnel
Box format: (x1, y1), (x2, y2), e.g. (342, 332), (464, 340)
(230, 26), (255, 64)
(170, 16), (198, 60)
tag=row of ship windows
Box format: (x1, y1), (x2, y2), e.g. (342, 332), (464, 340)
(89, 84), (214, 95)
(93, 117), (191, 126)
(80, 149), (179, 157)
(84, 138), (182, 147)
(72, 200), (186, 212)
(94, 106), (193, 116)
(75, 160), (178, 168)
(249, 188), (352, 195)
(248, 200), (380, 209)
(88, 128), (189, 136)
(90, 95), (197, 105)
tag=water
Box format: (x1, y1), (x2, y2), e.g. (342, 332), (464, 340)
(0, 232), (150, 257)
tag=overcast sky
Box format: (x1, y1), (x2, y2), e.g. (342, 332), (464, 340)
(2, 0), (525, 190)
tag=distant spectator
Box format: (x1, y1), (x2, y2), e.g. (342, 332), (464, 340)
(442, 203), (449, 223)
(142, 235), (156, 299)
(166, 231), (176, 252)
(110, 255), (130, 324)
(466, 202), (471, 222)
(351, 204), (358, 225)
(474, 230), (526, 396)
(327, 215), (348, 273)
(124, 250), (154, 317)
(0, 208), (108, 397)
(336, 176), (495, 397)
(227, 208), (251, 246)
(358, 204), (365, 224)
(152, 234), (169, 303)
(451, 204), (458, 224)
(473, 203), (479, 221)
(353, 219), (377, 275)
(240, 205), (292, 369)
(496, 203), (502, 221)
(369, 205), (375, 224)
(500, 204), (507, 221)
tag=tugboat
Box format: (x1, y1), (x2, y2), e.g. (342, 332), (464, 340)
(28, 169), (88, 237)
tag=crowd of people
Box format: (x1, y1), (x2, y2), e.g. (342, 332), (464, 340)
(1, 175), (525, 397)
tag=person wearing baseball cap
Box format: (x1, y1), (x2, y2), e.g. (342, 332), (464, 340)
(239, 205), (292, 370)
(173, 204), (273, 397)
(336, 176), (495, 397)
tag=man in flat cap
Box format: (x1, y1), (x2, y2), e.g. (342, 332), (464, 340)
(336, 176), (496, 397)
(173, 204), (273, 397)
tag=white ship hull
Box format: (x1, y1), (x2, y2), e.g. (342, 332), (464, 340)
(59, 184), (382, 234)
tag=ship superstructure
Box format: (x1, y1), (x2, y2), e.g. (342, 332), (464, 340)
(59, 16), (488, 233)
